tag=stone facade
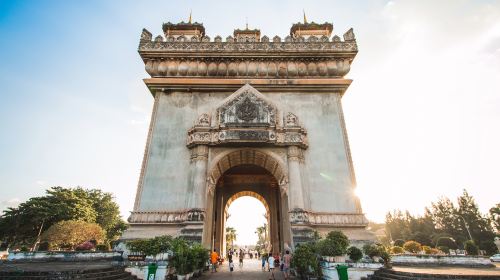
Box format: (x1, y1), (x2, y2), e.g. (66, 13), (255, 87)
(123, 19), (375, 249)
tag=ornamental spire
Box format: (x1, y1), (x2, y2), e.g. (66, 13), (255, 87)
(303, 9), (308, 24)
(188, 10), (192, 24)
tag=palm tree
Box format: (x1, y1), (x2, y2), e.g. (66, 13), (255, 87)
(226, 227), (237, 249)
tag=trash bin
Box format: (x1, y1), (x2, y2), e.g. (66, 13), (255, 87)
(147, 263), (158, 280)
(336, 264), (348, 280)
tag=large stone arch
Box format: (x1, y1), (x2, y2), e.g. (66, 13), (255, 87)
(207, 148), (288, 191)
(204, 148), (292, 253)
(224, 190), (270, 216)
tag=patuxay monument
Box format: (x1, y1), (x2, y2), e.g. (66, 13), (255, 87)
(122, 16), (375, 253)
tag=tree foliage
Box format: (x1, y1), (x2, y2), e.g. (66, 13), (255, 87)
(0, 187), (127, 249)
(225, 227), (237, 249)
(317, 231), (350, 256)
(385, 189), (498, 254)
(347, 246), (363, 262)
(41, 220), (105, 250)
(403, 241), (422, 253)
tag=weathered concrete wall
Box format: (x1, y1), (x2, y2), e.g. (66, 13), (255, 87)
(137, 88), (358, 215)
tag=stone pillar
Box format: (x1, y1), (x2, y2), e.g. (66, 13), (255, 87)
(287, 146), (314, 246)
(287, 146), (305, 210)
(202, 183), (215, 248)
(181, 145), (208, 243)
(190, 145), (209, 209)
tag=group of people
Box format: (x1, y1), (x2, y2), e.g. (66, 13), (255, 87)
(209, 248), (292, 280)
(261, 250), (292, 280)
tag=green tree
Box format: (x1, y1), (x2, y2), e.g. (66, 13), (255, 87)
(456, 190), (495, 249)
(489, 203), (500, 232)
(0, 186), (127, 249)
(41, 220), (105, 250)
(225, 227), (237, 249)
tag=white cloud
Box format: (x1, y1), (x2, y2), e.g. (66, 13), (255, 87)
(0, 198), (21, 211)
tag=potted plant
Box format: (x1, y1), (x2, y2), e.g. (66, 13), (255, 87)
(317, 231), (349, 263)
(363, 244), (383, 262)
(291, 243), (321, 280)
(347, 246), (363, 263)
(170, 238), (192, 280)
(191, 243), (208, 276)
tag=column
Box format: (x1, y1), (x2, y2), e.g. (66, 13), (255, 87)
(287, 146), (305, 210)
(190, 145), (209, 209)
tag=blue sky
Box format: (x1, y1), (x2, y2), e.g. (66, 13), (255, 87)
(1, 0), (499, 223)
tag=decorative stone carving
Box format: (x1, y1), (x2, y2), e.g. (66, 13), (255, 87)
(343, 28), (355, 41)
(290, 208), (310, 224)
(261, 35), (269, 42)
(218, 86), (276, 127)
(332, 35), (341, 42)
(140, 28), (152, 41)
(272, 35), (281, 42)
(186, 84), (308, 148)
(154, 35), (163, 42)
(226, 36), (234, 42)
(186, 208), (205, 222)
(196, 113), (210, 126)
(214, 35), (222, 42)
(285, 112), (299, 127)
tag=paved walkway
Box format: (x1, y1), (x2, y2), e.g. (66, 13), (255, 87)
(200, 258), (289, 280)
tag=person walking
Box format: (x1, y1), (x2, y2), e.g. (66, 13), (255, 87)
(239, 249), (244, 268)
(210, 249), (219, 272)
(229, 259), (234, 272)
(261, 253), (267, 271)
(282, 250), (292, 280)
(268, 254), (276, 280)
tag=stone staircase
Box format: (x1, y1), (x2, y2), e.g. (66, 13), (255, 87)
(367, 268), (500, 280)
(0, 266), (139, 280)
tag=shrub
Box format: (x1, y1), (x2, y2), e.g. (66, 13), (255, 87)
(347, 246), (363, 262)
(380, 249), (391, 267)
(363, 244), (384, 258)
(191, 243), (209, 270)
(170, 238), (191, 275)
(291, 243), (321, 278)
(20, 245), (29, 252)
(436, 237), (457, 249)
(393, 239), (405, 247)
(403, 241), (422, 253)
(411, 232), (432, 246)
(37, 242), (49, 251)
(75, 241), (95, 251)
(437, 246), (450, 254)
(464, 240), (479, 255)
(126, 235), (172, 259)
(428, 248), (442, 255)
(479, 240), (499, 256)
(323, 231), (350, 256)
(422, 245), (432, 254)
(96, 244), (110, 251)
(391, 246), (404, 254)
(42, 220), (105, 250)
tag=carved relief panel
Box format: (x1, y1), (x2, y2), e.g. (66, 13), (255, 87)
(219, 88), (276, 127)
(187, 84), (307, 148)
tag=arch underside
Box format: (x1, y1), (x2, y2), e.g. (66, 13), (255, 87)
(209, 149), (287, 187)
(210, 151), (289, 255)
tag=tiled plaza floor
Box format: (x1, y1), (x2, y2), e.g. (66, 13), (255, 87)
(199, 258), (289, 280)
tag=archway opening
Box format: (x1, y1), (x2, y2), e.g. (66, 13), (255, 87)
(225, 195), (269, 253)
(212, 164), (284, 256)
